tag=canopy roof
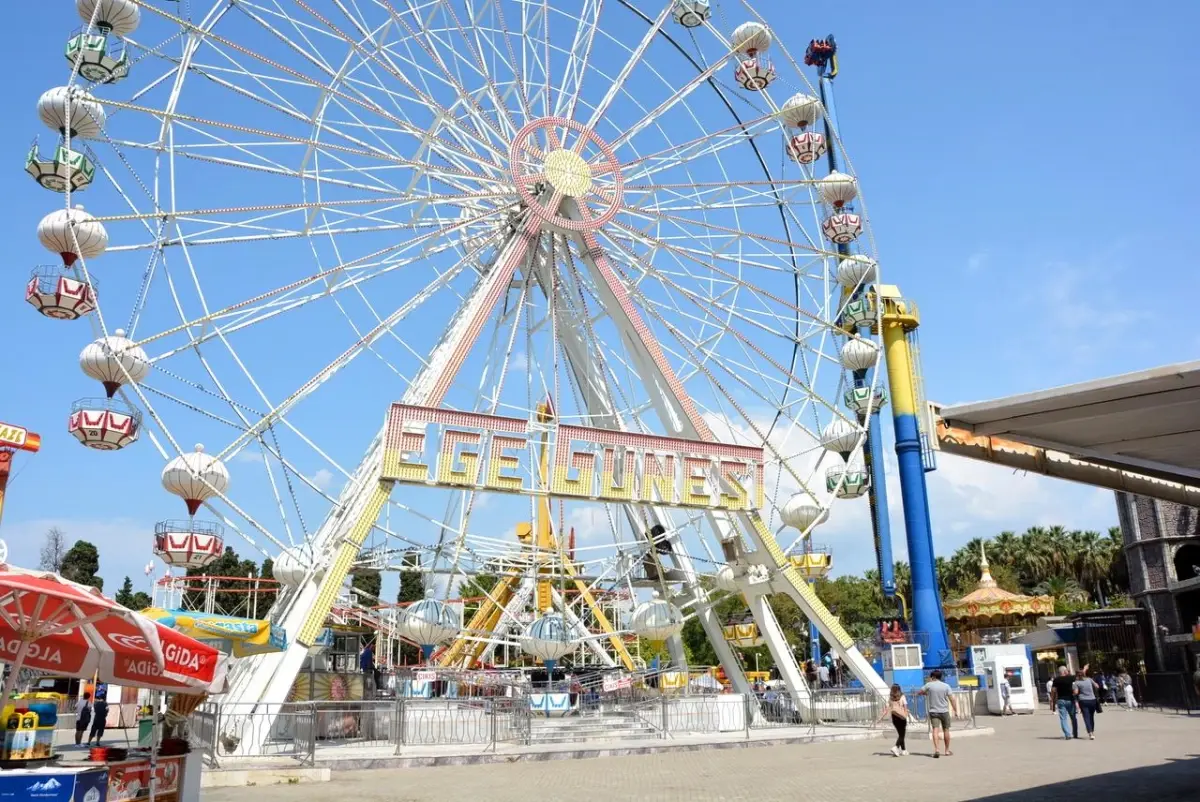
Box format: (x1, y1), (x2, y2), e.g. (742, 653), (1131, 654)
(938, 361), (1200, 484)
(943, 546), (1054, 623)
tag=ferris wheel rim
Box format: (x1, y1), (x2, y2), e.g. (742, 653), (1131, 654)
(44, 0), (885, 596)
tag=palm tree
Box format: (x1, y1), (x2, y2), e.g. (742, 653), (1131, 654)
(1033, 575), (1088, 604)
(1073, 530), (1111, 595)
(1046, 526), (1073, 575)
(944, 538), (985, 595)
(990, 531), (1020, 565)
(892, 561), (912, 612)
(1018, 527), (1055, 586)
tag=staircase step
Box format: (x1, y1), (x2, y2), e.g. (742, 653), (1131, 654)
(530, 729), (659, 744)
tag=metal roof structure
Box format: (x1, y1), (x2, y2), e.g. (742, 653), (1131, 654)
(937, 361), (1200, 488)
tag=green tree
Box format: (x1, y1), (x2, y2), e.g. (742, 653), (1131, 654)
(184, 546), (262, 615)
(254, 557), (279, 616)
(115, 576), (136, 607)
(351, 568), (382, 600)
(456, 574), (498, 621)
(60, 541), (103, 591)
(129, 590), (152, 610)
(397, 570), (425, 603)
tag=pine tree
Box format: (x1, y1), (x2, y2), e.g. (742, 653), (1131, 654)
(114, 576), (135, 607)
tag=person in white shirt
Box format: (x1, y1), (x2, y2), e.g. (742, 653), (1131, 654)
(1120, 671), (1138, 709)
(999, 677), (1014, 715)
(817, 664), (831, 688)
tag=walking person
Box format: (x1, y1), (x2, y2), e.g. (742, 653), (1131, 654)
(360, 639), (378, 696)
(1049, 666), (1078, 740)
(917, 669), (958, 758)
(1119, 671), (1138, 709)
(1074, 670), (1100, 740)
(999, 676), (1015, 715)
(87, 693), (108, 746)
(876, 684), (910, 757)
(817, 662), (831, 689)
(73, 692), (92, 746)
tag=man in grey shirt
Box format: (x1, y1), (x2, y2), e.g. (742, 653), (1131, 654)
(917, 669), (958, 758)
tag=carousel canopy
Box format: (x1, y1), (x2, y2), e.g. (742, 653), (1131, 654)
(943, 545), (1054, 624)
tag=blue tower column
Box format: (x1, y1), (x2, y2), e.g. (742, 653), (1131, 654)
(880, 302), (952, 669)
(809, 585), (821, 665)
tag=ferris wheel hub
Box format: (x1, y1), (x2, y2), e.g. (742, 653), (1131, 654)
(542, 149), (593, 198)
(510, 117), (623, 232)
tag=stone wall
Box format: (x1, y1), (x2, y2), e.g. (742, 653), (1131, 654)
(1114, 492), (1200, 671)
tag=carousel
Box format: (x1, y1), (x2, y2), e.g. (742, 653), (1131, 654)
(943, 545), (1054, 654)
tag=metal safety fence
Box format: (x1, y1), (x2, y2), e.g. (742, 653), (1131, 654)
(190, 687), (979, 764)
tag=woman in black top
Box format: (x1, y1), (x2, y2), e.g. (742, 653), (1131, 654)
(88, 695), (108, 745)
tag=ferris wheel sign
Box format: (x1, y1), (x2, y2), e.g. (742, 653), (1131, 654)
(382, 404), (765, 512)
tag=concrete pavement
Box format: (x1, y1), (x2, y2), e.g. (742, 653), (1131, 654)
(203, 709), (1198, 801)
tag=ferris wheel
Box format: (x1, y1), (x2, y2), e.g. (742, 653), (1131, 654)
(29, 0), (890, 705)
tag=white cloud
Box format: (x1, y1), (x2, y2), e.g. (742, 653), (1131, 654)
(310, 468), (334, 491)
(817, 450), (1117, 578)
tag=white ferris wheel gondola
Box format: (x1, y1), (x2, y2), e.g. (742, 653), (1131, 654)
(67, 0), (140, 84)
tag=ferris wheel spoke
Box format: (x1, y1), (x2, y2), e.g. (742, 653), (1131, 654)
(581, 0), (672, 132)
(614, 203), (827, 260)
(596, 230), (833, 407)
(607, 218), (831, 329)
(215, 228), (513, 462)
(485, 0), (536, 122)
(553, 0), (602, 124)
(392, 0), (522, 141)
(611, 115), (779, 184)
(166, 0), (513, 171)
(101, 97), (504, 187)
(142, 205), (514, 359)
(292, 0), (510, 166)
(605, 50), (738, 156)
(622, 178), (820, 216)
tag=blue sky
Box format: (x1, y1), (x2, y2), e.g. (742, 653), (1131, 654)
(2, 0), (1198, 594)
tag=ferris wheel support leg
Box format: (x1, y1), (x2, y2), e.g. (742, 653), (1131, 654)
(535, 241), (746, 690)
(246, 480), (394, 718)
(744, 589), (812, 710)
(550, 587), (617, 668)
(232, 228), (537, 713)
(743, 514), (889, 698)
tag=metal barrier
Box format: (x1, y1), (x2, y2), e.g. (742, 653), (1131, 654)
(397, 699), (504, 748)
(807, 689), (885, 728)
(186, 706), (220, 768)
(312, 701), (396, 754)
(204, 702), (318, 764)
(194, 687), (978, 762)
(1136, 672), (1198, 714)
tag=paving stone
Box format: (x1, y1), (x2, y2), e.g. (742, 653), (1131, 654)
(203, 710), (1199, 801)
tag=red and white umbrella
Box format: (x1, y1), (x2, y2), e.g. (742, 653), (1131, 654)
(0, 564), (228, 699)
